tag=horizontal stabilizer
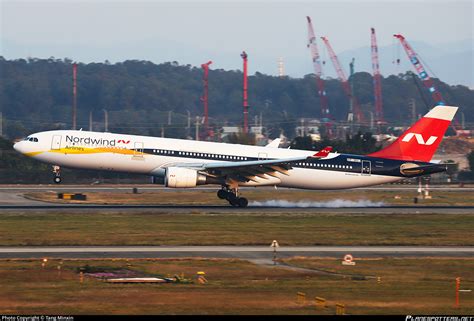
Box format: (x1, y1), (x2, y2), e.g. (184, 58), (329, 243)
(400, 163), (447, 177)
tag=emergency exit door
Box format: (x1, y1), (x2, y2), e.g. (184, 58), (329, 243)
(132, 141), (144, 160)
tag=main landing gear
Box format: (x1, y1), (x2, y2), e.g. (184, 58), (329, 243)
(217, 188), (248, 208)
(52, 165), (62, 184)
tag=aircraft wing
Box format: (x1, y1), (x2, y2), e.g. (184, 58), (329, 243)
(171, 147), (333, 183)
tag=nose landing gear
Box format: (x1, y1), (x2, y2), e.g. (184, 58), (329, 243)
(217, 187), (248, 208)
(52, 165), (62, 184)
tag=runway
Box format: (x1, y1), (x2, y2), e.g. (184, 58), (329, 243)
(1, 184), (473, 192)
(1, 246), (473, 259)
(1, 204), (474, 214)
(0, 185), (472, 213)
(1, 204), (473, 214)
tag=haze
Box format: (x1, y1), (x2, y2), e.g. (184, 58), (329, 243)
(1, 0), (473, 85)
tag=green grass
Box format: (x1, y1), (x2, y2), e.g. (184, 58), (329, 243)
(0, 258), (472, 314)
(1, 211), (473, 246)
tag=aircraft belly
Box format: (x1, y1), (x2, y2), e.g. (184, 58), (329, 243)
(279, 168), (401, 189)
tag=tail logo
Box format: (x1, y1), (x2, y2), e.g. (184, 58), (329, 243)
(402, 133), (438, 146)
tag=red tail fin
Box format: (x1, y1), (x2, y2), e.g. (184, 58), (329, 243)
(368, 106), (458, 162)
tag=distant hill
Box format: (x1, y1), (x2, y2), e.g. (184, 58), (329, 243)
(3, 38), (473, 87)
(0, 57), (473, 139)
(335, 40), (474, 89)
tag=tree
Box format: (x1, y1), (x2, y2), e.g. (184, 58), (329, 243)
(226, 133), (256, 145)
(0, 58), (473, 140)
(444, 159), (459, 182)
(468, 151), (474, 172)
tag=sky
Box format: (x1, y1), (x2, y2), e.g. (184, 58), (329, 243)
(1, 0), (473, 84)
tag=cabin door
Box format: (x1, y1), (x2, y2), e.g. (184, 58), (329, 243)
(361, 160), (371, 175)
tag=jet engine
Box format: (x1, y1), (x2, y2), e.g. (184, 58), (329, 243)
(164, 167), (207, 188)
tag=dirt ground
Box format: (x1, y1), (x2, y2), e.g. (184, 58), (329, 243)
(0, 257), (472, 315)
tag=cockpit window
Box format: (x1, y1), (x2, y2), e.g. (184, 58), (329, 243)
(26, 137), (39, 142)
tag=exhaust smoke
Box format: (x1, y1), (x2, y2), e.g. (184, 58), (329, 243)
(249, 199), (386, 208)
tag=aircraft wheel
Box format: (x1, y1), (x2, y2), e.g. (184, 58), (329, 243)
(217, 190), (228, 199)
(237, 197), (248, 208)
(53, 176), (62, 184)
(228, 198), (239, 207)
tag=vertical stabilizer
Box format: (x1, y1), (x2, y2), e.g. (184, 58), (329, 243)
(368, 106), (458, 162)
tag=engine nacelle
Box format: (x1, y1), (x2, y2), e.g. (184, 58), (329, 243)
(165, 167), (207, 188)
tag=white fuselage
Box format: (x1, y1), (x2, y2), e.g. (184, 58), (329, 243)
(13, 130), (402, 189)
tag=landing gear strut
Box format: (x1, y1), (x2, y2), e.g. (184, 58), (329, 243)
(52, 165), (62, 184)
(217, 187), (248, 208)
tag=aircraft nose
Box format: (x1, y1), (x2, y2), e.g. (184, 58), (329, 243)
(13, 141), (23, 153)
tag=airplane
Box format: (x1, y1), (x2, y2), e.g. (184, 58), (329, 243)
(13, 105), (457, 207)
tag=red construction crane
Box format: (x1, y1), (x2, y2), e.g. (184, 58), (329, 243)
(371, 28), (384, 124)
(394, 33), (465, 134)
(306, 16), (330, 119)
(393, 34), (445, 106)
(320, 36), (364, 123)
(241, 51), (249, 134)
(201, 61), (212, 138)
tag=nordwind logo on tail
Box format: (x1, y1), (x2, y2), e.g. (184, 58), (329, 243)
(402, 133), (438, 146)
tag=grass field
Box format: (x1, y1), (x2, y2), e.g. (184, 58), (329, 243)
(0, 257), (472, 315)
(3, 188), (473, 315)
(0, 211), (473, 246)
(24, 188), (474, 206)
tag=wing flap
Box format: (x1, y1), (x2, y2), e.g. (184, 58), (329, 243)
(157, 148), (334, 184)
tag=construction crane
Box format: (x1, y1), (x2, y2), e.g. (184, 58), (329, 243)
(394, 34), (465, 134)
(306, 16), (330, 119)
(371, 28), (384, 124)
(201, 61), (212, 139)
(393, 34), (445, 106)
(320, 36), (364, 123)
(241, 51), (249, 134)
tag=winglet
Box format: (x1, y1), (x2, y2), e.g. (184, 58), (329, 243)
(265, 138), (281, 148)
(312, 146), (332, 158)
